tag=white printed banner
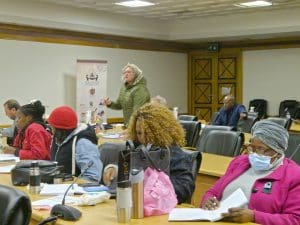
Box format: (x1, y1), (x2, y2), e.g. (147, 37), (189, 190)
(76, 60), (107, 124)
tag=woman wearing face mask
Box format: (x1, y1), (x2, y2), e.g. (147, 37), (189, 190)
(201, 120), (300, 225)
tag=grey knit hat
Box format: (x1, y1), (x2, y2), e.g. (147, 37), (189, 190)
(251, 120), (289, 154)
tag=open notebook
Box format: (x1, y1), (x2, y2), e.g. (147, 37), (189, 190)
(169, 188), (248, 222)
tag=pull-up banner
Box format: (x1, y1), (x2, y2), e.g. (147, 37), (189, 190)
(76, 60), (108, 124)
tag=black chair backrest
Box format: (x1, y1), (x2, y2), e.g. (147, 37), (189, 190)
(286, 133), (300, 165)
(237, 114), (259, 133)
(265, 117), (292, 130)
(249, 99), (267, 119)
(181, 149), (202, 204)
(196, 125), (235, 152)
(279, 100), (300, 118)
(200, 130), (244, 157)
(179, 121), (201, 148)
(178, 115), (198, 121)
(0, 185), (31, 225)
(294, 107), (300, 120)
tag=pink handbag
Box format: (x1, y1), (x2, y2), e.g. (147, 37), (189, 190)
(143, 167), (177, 216)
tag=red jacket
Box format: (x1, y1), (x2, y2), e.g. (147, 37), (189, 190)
(201, 155), (300, 225)
(13, 123), (51, 160)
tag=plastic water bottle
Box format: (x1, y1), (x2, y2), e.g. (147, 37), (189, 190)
(173, 107), (178, 120)
(29, 161), (41, 194)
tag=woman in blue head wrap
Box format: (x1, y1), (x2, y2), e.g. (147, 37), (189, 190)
(200, 120), (300, 225)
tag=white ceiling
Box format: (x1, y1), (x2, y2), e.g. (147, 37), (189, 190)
(35, 0), (300, 20)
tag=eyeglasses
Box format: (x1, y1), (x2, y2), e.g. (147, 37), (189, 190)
(246, 144), (273, 155)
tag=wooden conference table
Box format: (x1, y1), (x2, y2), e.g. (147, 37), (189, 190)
(289, 120), (300, 133)
(0, 173), (256, 225)
(0, 125), (256, 225)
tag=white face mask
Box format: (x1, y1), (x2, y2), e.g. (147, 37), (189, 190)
(249, 153), (277, 171)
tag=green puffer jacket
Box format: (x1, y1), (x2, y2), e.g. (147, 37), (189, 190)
(109, 74), (150, 126)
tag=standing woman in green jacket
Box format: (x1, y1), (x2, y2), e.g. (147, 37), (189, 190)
(103, 63), (150, 126)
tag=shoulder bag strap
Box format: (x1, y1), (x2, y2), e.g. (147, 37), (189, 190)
(71, 135), (78, 176)
(141, 144), (161, 171)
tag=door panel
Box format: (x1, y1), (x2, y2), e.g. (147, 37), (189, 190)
(188, 49), (242, 122)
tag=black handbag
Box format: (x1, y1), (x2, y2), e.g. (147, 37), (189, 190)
(11, 160), (62, 186)
(130, 142), (170, 175)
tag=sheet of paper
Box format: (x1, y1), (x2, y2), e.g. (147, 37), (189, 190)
(32, 195), (78, 208)
(39, 184), (85, 196)
(168, 188), (248, 222)
(0, 164), (15, 173)
(100, 133), (121, 139)
(0, 154), (19, 162)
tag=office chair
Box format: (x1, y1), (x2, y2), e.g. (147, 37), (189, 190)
(196, 125), (235, 152)
(179, 120), (201, 148)
(199, 130), (244, 157)
(237, 114), (259, 133)
(178, 115), (198, 121)
(279, 100), (300, 118)
(181, 149), (202, 204)
(294, 107), (300, 120)
(0, 184), (31, 225)
(249, 99), (267, 119)
(286, 133), (300, 165)
(210, 112), (220, 124)
(265, 117), (292, 130)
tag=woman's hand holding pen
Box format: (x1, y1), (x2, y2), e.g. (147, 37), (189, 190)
(202, 196), (220, 210)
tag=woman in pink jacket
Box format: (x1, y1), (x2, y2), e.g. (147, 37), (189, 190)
(201, 120), (300, 225)
(3, 100), (51, 160)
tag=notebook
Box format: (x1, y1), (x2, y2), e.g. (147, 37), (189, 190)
(169, 188), (248, 222)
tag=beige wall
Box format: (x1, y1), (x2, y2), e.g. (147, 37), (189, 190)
(0, 39), (187, 123)
(243, 48), (300, 116)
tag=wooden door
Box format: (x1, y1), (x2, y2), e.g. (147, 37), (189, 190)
(188, 49), (242, 122)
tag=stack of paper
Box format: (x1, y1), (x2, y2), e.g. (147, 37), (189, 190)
(0, 154), (19, 162)
(169, 188), (248, 222)
(0, 164), (15, 173)
(39, 184), (85, 196)
(32, 195), (78, 208)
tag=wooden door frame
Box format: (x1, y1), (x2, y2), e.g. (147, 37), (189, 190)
(188, 48), (243, 116)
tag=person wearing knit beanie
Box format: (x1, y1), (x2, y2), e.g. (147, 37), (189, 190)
(48, 106), (78, 130)
(48, 106), (103, 182)
(201, 120), (300, 225)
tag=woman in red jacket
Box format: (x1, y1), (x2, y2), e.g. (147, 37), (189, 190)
(3, 100), (51, 160)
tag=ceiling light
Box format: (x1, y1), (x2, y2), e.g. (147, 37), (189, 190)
(235, 1), (272, 7)
(115, 0), (155, 7)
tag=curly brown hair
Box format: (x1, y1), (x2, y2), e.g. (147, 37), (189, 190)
(127, 103), (185, 147)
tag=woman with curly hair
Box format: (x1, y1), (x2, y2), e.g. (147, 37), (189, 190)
(102, 103), (195, 204)
(3, 100), (51, 159)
